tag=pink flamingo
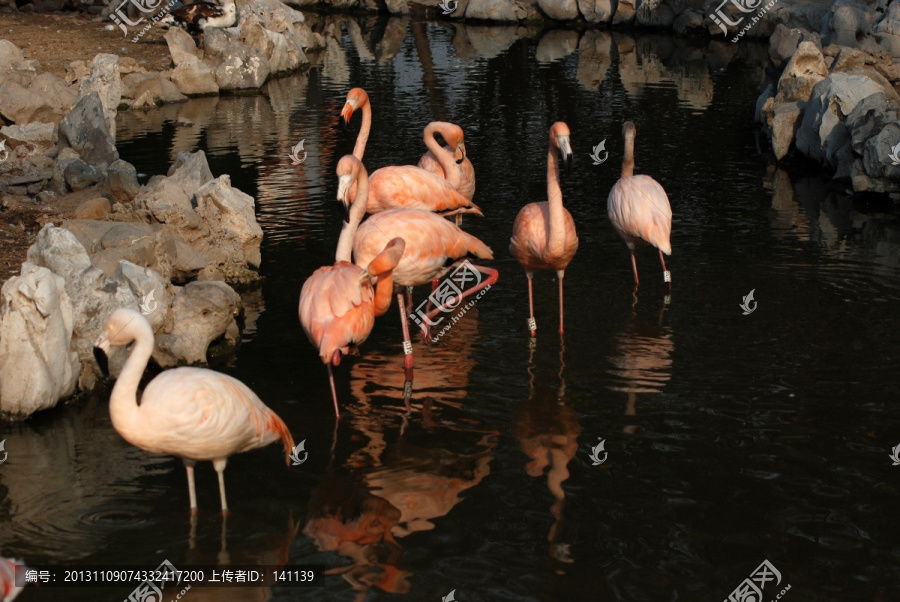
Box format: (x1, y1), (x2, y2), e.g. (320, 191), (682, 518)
(94, 308), (295, 514)
(299, 155), (406, 418)
(1, 558), (26, 602)
(509, 122), (578, 337)
(339, 88), (481, 218)
(417, 121), (476, 202)
(607, 121), (672, 291)
(339, 165), (497, 384)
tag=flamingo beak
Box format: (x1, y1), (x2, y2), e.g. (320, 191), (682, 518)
(455, 142), (466, 165)
(336, 175), (352, 222)
(93, 335), (110, 377)
(339, 99), (356, 138)
(558, 135), (573, 175)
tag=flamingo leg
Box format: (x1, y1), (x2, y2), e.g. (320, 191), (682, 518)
(397, 293), (414, 383)
(630, 249), (639, 286)
(557, 269), (565, 335)
(326, 362), (340, 418)
(527, 272), (536, 337)
(455, 214), (463, 227)
(184, 459), (198, 514)
(213, 458), (229, 515)
(405, 286), (413, 312)
(659, 250), (671, 293)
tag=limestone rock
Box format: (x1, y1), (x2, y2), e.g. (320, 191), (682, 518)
(578, 0), (613, 24)
(0, 73), (75, 125)
(69, 197), (112, 220)
(0, 122), (56, 152)
(107, 159), (140, 203)
(164, 27), (200, 67)
(772, 102), (802, 160)
(538, 0), (577, 21)
(775, 41), (828, 104)
(57, 92), (119, 171)
(171, 56), (220, 96)
(78, 53), (121, 140)
(114, 260), (168, 333)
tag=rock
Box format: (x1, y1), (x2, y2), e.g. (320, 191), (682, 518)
(465, 0), (520, 22)
(612, 0), (634, 25)
(122, 72), (188, 105)
(796, 72), (885, 166)
(536, 30), (579, 63)
(194, 174), (263, 269)
(65, 60), (90, 86)
(775, 41), (828, 104)
(860, 122), (900, 186)
(635, 0), (674, 28)
(70, 196), (111, 220)
(578, 0), (613, 24)
(114, 260), (168, 333)
(756, 82), (774, 125)
(170, 56), (219, 96)
(829, 45), (900, 104)
(64, 159), (102, 191)
(203, 29), (270, 90)
(384, 0), (408, 14)
(830, 3), (881, 52)
(0, 39), (39, 72)
(846, 92), (900, 155)
(772, 102), (802, 160)
(0, 263), (79, 418)
(107, 158), (140, 203)
(538, 0), (577, 21)
(57, 92), (119, 171)
(770, 24), (803, 67)
(164, 27), (199, 67)
(672, 9), (704, 35)
(78, 53), (121, 140)
(235, 0), (305, 31)
(0, 73), (75, 125)
(874, 1), (900, 57)
(576, 29), (612, 91)
(153, 281), (241, 366)
(238, 14), (306, 74)
(0, 122), (56, 152)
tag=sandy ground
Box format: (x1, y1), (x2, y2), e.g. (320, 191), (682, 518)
(0, 11), (174, 282)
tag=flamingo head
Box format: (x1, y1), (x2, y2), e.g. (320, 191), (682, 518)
(336, 154), (364, 222)
(551, 121), (573, 175)
(93, 308), (152, 376)
(446, 124), (466, 164)
(340, 88), (369, 135)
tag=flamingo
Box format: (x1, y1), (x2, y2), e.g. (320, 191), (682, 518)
(93, 308), (295, 514)
(417, 122), (476, 202)
(338, 160), (497, 384)
(299, 155), (406, 418)
(339, 88), (481, 218)
(607, 121), (672, 291)
(509, 122), (578, 337)
(1, 558), (25, 602)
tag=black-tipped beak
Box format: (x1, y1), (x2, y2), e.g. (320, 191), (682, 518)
(93, 346), (109, 377)
(340, 116), (350, 138)
(561, 151), (573, 175)
(340, 200), (350, 223)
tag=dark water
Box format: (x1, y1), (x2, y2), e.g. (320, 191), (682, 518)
(3, 16), (900, 602)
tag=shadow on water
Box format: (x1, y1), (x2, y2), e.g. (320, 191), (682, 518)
(3, 12), (900, 601)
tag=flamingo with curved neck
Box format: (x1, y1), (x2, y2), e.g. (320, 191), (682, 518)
(509, 122), (578, 337)
(94, 308), (294, 514)
(417, 121), (475, 202)
(300, 155), (406, 417)
(607, 121), (672, 291)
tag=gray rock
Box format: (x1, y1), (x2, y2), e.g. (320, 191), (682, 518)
(0, 263), (79, 418)
(0, 73), (75, 125)
(578, 0), (613, 24)
(171, 56), (220, 96)
(874, 1), (900, 57)
(107, 158), (140, 203)
(770, 24), (803, 67)
(829, 45), (900, 104)
(846, 92), (900, 154)
(26, 222), (93, 282)
(64, 159), (102, 191)
(465, 0), (520, 22)
(860, 122), (900, 186)
(113, 260), (168, 333)
(830, 3), (881, 51)
(538, 0), (577, 21)
(78, 53), (121, 140)
(57, 92), (119, 171)
(194, 174), (263, 269)
(635, 0), (674, 28)
(0, 122), (56, 151)
(153, 281), (241, 366)
(772, 102), (802, 160)
(0, 39), (40, 72)
(204, 28), (271, 90)
(756, 82), (774, 125)
(164, 27), (199, 67)
(122, 72), (188, 105)
(775, 41), (828, 105)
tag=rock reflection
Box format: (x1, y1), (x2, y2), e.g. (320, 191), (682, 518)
(606, 302), (673, 435)
(512, 346), (580, 566)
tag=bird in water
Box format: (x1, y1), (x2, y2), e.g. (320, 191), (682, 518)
(94, 308), (294, 514)
(509, 122), (578, 337)
(607, 121), (672, 292)
(160, 0), (236, 43)
(299, 155), (406, 418)
(417, 121), (476, 224)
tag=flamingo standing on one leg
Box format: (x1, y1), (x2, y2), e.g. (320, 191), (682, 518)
(340, 181), (497, 384)
(607, 121), (672, 292)
(509, 122), (578, 338)
(299, 155), (406, 418)
(339, 89), (481, 218)
(93, 308), (295, 514)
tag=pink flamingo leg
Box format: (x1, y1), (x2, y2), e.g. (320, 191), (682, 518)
(184, 459), (198, 514)
(326, 358), (340, 418)
(213, 458), (229, 515)
(630, 249), (640, 286)
(397, 292), (414, 383)
(527, 273), (536, 337)
(557, 270), (565, 335)
(659, 250), (671, 293)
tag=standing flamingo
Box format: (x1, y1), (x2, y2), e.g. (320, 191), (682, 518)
(417, 121), (476, 202)
(93, 308), (295, 514)
(607, 121), (672, 291)
(340, 169), (497, 384)
(299, 155), (406, 418)
(509, 122), (578, 337)
(339, 88), (481, 218)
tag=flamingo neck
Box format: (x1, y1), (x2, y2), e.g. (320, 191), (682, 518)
(372, 271), (395, 317)
(547, 144), (566, 256)
(109, 330), (154, 444)
(622, 133), (635, 178)
(335, 168), (370, 263)
(352, 102), (372, 161)
(424, 123), (461, 190)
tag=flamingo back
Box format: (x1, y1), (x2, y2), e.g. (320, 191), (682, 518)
(607, 174), (672, 255)
(418, 149), (476, 202)
(509, 202), (579, 272)
(366, 166), (481, 216)
(132, 368), (294, 462)
(354, 210), (493, 287)
(299, 262), (377, 363)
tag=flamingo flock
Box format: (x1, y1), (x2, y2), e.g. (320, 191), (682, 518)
(80, 88), (672, 521)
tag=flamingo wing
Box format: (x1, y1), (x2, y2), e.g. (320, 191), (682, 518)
(299, 262), (376, 363)
(367, 166), (481, 215)
(418, 149), (476, 202)
(139, 368), (293, 461)
(607, 175), (672, 254)
(509, 202), (579, 272)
